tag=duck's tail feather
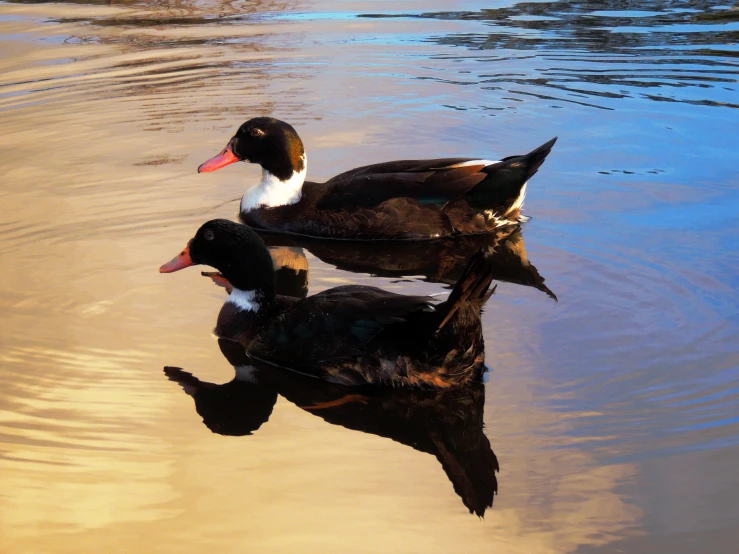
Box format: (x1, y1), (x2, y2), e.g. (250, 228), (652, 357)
(436, 250), (496, 332)
(466, 137), (557, 211)
(499, 136), (558, 181)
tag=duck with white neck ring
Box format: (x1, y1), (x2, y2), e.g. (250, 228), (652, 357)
(198, 117), (557, 241)
(160, 219), (498, 388)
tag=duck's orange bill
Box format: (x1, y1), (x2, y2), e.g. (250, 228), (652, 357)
(160, 244), (194, 273)
(198, 141), (239, 173)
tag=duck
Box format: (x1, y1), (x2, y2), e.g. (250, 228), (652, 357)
(160, 219), (496, 387)
(198, 117), (557, 240)
(165, 337), (498, 516)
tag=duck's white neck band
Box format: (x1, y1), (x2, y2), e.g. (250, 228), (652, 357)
(227, 288), (261, 313)
(240, 155), (307, 212)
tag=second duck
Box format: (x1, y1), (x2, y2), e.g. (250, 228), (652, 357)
(160, 219), (496, 388)
(198, 118), (557, 240)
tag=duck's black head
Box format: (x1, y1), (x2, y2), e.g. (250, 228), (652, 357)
(160, 219), (276, 299)
(198, 117), (305, 181)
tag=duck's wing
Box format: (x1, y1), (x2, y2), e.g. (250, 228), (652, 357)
(318, 138), (557, 212)
(318, 158), (490, 209)
(245, 285), (436, 383)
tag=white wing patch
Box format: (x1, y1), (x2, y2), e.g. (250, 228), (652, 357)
(443, 159), (499, 169)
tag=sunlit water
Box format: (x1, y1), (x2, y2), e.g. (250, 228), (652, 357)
(1, 0), (738, 552)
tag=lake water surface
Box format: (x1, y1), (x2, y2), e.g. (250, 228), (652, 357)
(1, 1), (738, 552)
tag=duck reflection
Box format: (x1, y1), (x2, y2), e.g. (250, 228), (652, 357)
(258, 225), (556, 300)
(164, 338), (498, 517)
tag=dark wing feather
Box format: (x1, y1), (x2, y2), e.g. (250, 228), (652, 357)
(247, 286), (435, 372)
(325, 158), (474, 181)
(317, 138), (557, 213)
(317, 159), (490, 210)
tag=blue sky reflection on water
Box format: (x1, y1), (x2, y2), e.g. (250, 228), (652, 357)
(0, 0), (738, 552)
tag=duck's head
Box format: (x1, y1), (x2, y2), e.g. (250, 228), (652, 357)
(198, 117), (305, 181)
(159, 219), (276, 300)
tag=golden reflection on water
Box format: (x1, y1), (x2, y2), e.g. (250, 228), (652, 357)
(5, 0), (735, 552)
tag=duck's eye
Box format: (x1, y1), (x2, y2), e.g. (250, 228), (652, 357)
(203, 229), (215, 241)
(250, 128), (264, 137)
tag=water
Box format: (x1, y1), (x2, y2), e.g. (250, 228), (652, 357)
(1, 0), (738, 551)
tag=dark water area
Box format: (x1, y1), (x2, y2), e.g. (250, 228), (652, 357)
(1, 0), (738, 552)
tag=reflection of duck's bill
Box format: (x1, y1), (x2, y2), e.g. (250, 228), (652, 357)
(201, 271), (233, 292)
(163, 366), (201, 396)
(160, 242), (194, 273)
